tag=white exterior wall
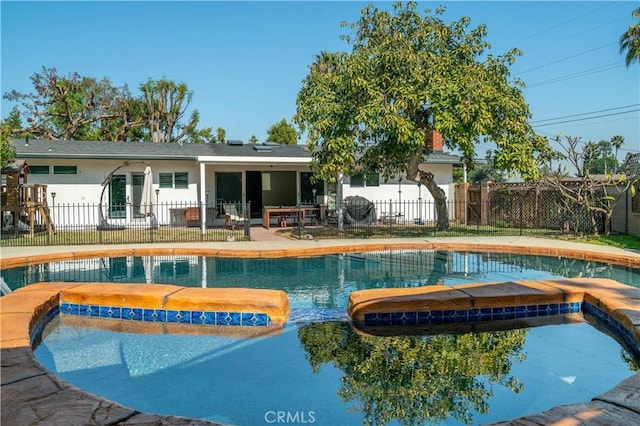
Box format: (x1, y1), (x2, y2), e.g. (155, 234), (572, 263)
(20, 157), (457, 228)
(25, 159), (200, 205)
(341, 164), (455, 223)
(24, 158), (201, 228)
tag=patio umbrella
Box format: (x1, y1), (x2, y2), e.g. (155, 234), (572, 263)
(140, 165), (157, 228)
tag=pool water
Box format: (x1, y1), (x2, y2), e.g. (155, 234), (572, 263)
(11, 250), (640, 424)
(3, 251), (640, 308)
(35, 317), (638, 426)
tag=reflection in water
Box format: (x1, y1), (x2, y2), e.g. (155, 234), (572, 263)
(35, 317), (638, 426)
(298, 322), (527, 425)
(3, 250), (639, 307)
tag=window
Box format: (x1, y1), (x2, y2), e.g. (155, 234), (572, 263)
(109, 175), (126, 219)
(174, 172), (189, 189)
(350, 173), (379, 187)
(350, 174), (365, 187)
(159, 173), (173, 189)
(159, 172), (189, 189)
(29, 165), (49, 174)
(53, 165), (77, 175)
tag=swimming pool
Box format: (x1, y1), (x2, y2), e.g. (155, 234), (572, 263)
(35, 315), (638, 426)
(6, 249), (640, 425)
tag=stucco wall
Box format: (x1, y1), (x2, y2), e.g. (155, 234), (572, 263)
(608, 188), (640, 236)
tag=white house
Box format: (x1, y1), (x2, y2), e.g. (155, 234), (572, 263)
(6, 137), (461, 229)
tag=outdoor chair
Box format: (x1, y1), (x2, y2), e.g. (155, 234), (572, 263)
(223, 204), (247, 230)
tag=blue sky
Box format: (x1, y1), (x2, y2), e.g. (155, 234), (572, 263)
(1, 1), (638, 159)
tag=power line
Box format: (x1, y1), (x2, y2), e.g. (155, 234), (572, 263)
(522, 15), (629, 55)
(532, 104), (640, 124)
(536, 116), (639, 136)
(514, 42), (618, 76)
(492, 1), (620, 52)
(526, 63), (623, 88)
(533, 109), (639, 127)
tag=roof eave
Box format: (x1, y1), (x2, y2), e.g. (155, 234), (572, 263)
(17, 152), (199, 160)
(197, 156), (312, 165)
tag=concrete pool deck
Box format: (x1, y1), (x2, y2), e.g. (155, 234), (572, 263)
(1, 236), (639, 425)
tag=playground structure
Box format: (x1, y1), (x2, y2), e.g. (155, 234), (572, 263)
(1, 160), (55, 236)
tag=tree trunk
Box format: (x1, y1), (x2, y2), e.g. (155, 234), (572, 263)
(407, 155), (450, 230)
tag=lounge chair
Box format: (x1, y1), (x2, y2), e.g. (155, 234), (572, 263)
(223, 204), (247, 230)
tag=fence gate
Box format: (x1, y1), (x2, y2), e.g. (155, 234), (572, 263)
(467, 185), (482, 225)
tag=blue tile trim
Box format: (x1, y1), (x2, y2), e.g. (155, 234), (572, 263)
(583, 302), (640, 359)
(59, 301), (272, 327)
(30, 305), (60, 348)
(362, 301), (640, 358)
(363, 302), (583, 327)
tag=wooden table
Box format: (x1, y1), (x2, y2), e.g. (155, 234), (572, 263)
(262, 207), (320, 229)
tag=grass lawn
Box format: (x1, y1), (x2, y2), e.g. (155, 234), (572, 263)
(562, 233), (640, 250)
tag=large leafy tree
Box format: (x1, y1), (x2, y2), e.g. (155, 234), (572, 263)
(619, 7), (640, 67)
(266, 118), (298, 145)
(295, 2), (547, 230)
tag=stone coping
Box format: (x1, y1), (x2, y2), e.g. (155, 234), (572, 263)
(2, 241), (640, 269)
(1, 243), (640, 425)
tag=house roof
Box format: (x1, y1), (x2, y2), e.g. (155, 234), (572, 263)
(10, 138), (312, 161)
(10, 138), (462, 165)
(422, 151), (462, 164)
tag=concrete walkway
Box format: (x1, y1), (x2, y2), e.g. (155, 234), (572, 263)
(2, 233), (639, 264)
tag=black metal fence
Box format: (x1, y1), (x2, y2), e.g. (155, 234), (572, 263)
(285, 196), (565, 240)
(1, 193), (581, 246)
(1, 201), (251, 247)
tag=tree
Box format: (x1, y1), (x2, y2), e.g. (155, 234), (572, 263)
(5, 106), (22, 133)
(3, 67), (134, 141)
(248, 134), (259, 144)
(295, 2), (546, 230)
(140, 78), (198, 143)
(610, 135), (625, 167)
(455, 150), (507, 184)
(186, 112), (216, 143)
(216, 126), (226, 144)
(586, 139), (618, 175)
(542, 135), (638, 235)
(0, 121), (16, 167)
(4, 68), (213, 143)
(619, 7), (640, 67)
(266, 118), (298, 145)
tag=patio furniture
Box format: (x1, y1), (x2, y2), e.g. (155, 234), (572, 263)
(186, 207), (200, 227)
(224, 204), (247, 230)
(262, 206), (320, 229)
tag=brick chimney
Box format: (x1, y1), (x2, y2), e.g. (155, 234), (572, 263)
(428, 130), (443, 153)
